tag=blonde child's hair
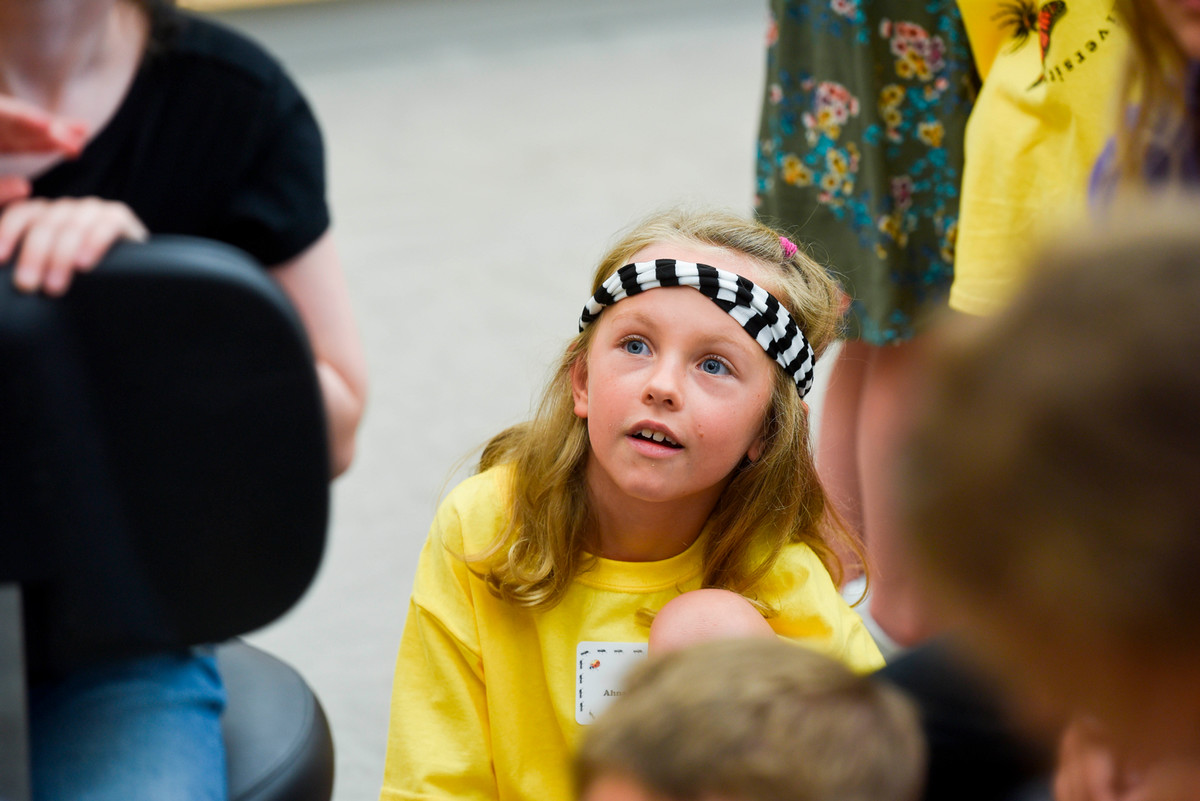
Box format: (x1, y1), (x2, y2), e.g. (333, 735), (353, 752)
(473, 206), (853, 609)
(1111, 0), (1192, 184)
(575, 638), (925, 801)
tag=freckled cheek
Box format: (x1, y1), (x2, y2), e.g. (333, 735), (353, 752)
(592, 404), (626, 440)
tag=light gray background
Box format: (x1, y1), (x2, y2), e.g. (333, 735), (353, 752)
(210, 2), (842, 798)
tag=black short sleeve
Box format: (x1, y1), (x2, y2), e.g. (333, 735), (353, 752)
(31, 10), (330, 269)
(212, 60), (330, 266)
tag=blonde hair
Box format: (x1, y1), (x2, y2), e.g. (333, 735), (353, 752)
(1111, 0), (1193, 184)
(472, 206), (853, 609)
(576, 638), (925, 801)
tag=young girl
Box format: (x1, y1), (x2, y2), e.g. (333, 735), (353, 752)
(1093, 0), (1200, 191)
(380, 207), (884, 801)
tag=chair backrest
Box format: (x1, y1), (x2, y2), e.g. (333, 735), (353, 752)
(0, 236), (329, 678)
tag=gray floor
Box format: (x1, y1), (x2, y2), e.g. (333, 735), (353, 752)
(207, 2), (842, 798)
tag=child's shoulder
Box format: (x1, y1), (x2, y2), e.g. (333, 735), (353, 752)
(751, 540), (843, 615)
(431, 463), (515, 550)
(442, 463), (514, 505)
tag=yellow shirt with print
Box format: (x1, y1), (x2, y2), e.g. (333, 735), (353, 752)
(951, 0), (1127, 315)
(380, 464), (884, 801)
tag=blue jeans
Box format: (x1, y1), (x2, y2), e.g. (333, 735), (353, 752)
(29, 648), (228, 801)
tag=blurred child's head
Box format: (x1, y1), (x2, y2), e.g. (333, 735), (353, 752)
(477, 207), (853, 607)
(900, 199), (1200, 752)
(575, 638), (925, 801)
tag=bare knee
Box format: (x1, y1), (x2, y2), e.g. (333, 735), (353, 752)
(648, 589), (775, 654)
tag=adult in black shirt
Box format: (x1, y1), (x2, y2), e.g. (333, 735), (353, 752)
(0, 2), (367, 799)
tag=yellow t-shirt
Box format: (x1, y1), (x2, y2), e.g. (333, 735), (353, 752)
(380, 465), (883, 801)
(951, 0), (1127, 315)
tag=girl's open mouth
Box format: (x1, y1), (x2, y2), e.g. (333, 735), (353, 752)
(631, 429), (683, 449)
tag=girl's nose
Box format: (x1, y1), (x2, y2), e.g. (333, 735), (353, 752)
(643, 361), (683, 408)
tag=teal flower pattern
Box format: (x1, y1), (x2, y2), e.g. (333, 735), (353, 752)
(755, 0), (974, 344)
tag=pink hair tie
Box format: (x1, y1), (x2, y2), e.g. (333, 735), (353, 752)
(780, 236), (798, 260)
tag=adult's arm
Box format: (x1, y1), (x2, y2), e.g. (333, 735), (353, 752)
(268, 230), (367, 479)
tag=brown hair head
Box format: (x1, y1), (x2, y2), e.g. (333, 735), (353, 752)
(576, 638), (924, 801)
(901, 198), (1200, 722)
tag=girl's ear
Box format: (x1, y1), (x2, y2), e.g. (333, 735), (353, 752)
(570, 354), (589, 419)
(746, 431), (765, 464)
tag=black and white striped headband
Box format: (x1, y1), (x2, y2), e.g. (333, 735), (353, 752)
(578, 259), (816, 397)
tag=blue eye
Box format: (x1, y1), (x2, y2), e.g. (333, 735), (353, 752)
(623, 339), (648, 355)
(700, 358), (729, 375)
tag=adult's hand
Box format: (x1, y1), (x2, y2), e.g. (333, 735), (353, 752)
(0, 197), (147, 296)
(0, 95), (88, 156)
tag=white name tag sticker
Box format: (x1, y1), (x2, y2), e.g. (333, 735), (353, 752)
(576, 641), (647, 725)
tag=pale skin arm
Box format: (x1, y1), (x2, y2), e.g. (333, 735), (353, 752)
(268, 231), (368, 479)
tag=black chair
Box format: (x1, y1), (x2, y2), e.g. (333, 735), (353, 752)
(0, 236), (335, 801)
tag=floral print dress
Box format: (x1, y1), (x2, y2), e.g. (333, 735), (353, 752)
(755, 0), (975, 344)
